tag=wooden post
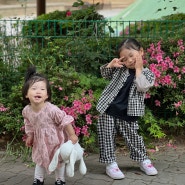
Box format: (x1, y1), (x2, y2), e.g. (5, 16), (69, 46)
(37, 0), (46, 17)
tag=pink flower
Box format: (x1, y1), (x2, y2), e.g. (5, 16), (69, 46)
(173, 66), (180, 73)
(155, 100), (161, 107)
(73, 100), (83, 108)
(85, 114), (92, 124)
(177, 75), (181, 80)
(161, 61), (168, 71)
(154, 81), (159, 87)
(84, 103), (92, 111)
(161, 75), (172, 85)
(173, 82), (177, 88)
(177, 39), (183, 46)
(143, 59), (148, 65)
(181, 67), (185, 74)
(81, 97), (87, 102)
(74, 126), (81, 136)
(156, 54), (163, 63)
(81, 125), (89, 137)
(173, 52), (180, 58)
(174, 101), (182, 108)
(145, 93), (151, 99)
(0, 106), (8, 112)
(179, 45), (185, 51)
(66, 10), (72, 17)
(149, 64), (161, 78)
(88, 89), (94, 98)
(63, 96), (68, 101)
(168, 61), (174, 69)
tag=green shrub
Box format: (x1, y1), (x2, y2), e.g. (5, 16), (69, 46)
(22, 1), (105, 39)
(0, 58), (108, 152)
(1, 2), (185, 157)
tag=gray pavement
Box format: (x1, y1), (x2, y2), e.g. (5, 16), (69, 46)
(0, 144), (185, 185)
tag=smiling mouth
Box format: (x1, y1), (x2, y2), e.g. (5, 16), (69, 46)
(34, 96), (41, 99)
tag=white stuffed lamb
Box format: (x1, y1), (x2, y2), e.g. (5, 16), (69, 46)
(48, 140), (87, 177)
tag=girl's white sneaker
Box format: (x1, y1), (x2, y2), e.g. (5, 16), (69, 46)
(140, 159), (158, 175)
(106, 162), (125, 179)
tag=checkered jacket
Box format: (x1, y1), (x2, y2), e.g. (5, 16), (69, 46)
(96, 64), (155, 116)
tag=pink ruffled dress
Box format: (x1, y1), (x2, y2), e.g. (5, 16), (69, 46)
(22, 102), (74, 172)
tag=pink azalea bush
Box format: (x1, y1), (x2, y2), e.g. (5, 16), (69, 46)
(144, 39), (185, 127)
(61, 89), (98, 138)
(47, 71), (105, 149)
(46, 39), (185, 141)
(2, 38), (185, 151)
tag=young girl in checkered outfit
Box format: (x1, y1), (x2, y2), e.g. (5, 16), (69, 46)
(96, 38), (158, 179)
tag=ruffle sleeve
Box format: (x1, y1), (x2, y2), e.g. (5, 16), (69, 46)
(49, 104), (74, 129)
(22, 106), (34, 135)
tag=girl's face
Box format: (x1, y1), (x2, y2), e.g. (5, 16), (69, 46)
(119, 48), (143, 69)
(26, 81), (48, 105)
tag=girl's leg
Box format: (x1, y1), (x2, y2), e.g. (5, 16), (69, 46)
(118, 119), (158, 175)
(118, 120), (148, 161)
(55, 162), (65, 182)
(97, 113), (117, 163)
(97, 113), (125, 179)
(34, 164), (45, 182)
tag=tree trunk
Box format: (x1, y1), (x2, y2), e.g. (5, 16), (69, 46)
(37, 0), (46, 17)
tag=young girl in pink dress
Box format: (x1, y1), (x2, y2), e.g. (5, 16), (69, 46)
(22, 66), (78, 185)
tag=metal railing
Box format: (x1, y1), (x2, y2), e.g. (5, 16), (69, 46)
(0, 19), (184, 99)
(0, 19), (184, 69)
(1, 19), (184, 37)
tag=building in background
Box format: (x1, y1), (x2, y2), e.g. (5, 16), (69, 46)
(0, 0), (135, 18)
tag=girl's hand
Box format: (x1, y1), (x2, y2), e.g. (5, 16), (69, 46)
(134, 51), (143, 70)
(133, 50), (143, 77)
(65, 124), (78, 144)
(26, 135), (33, 147)
(69, 134), (78, 144)
(106, 57), (125, 68)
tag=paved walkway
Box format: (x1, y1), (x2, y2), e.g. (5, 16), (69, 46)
(0, 143), (185, 185)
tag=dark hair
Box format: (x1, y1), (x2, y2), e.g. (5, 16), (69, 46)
(117, 38), (142, 57)
(22, 66), (52, 104)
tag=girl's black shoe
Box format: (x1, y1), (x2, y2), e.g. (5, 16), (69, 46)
(33, 178), (44, 185)
(55, 180), (66, 185)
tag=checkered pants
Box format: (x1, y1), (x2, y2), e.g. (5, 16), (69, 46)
(97, 113), (148, 163)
